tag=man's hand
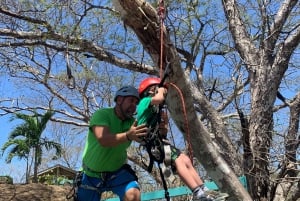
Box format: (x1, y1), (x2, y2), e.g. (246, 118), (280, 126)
(126, 120), (148, 142)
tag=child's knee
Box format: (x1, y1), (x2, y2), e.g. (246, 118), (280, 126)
(124, 188), (140, 201)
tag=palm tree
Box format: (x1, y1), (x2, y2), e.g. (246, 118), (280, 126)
(1, 138), (31, 183)
(1, 110), (62, 183)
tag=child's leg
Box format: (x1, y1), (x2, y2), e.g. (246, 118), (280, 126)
(171, 148), (229, 200)
(174, 153), (204, 190)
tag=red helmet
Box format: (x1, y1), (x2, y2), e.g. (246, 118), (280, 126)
(138, 77), (161, 95)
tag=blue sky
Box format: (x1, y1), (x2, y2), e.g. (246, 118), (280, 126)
(0, 115), (27, 183)
(0, 77), (29, 183)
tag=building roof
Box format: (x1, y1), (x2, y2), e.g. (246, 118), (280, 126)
(36, 164), (77, 179)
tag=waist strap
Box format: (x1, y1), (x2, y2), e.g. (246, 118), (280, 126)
(82, 163), (129, 180)
(82, 163), (115, 179)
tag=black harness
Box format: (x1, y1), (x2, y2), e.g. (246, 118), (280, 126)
(140, 68), (171, 201)
(141, 106), (171, 201)
(67, 164), (138, 201)
(143, 107), (166, 170)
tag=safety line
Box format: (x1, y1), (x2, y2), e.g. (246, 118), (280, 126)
(169, 82), (194, 165)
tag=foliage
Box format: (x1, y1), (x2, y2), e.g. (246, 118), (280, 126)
(0, 175), (13, 184)
(38, 174), (72, 186)
(1, 110), (62, 183)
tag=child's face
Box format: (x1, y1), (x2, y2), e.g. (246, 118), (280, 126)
(148, 85), (158, 96)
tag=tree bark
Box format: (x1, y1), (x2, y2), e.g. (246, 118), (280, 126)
(222, 0), (300, 200)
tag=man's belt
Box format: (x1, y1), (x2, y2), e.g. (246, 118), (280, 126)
(82, 163), (116, 180)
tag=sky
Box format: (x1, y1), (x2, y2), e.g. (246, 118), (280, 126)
(0, 76), (31, 183)
(0, 114), (27, 183)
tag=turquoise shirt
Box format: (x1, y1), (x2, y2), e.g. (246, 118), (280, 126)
(137, 97), (159, 127)
(82, 108), (133, 176)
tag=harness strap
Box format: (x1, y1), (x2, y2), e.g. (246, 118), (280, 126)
(145, 144), (155, 172)
(79, 184), (99, 191)
(82, 162), (115, 180)
(164, 144), (172, 166)
(158, 163), (170, 201)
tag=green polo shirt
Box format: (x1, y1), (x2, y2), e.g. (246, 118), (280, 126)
(82, 108), (133, 176)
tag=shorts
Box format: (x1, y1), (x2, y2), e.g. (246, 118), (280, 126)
(170, 145), (182, 172)
(76, 164), (139, 201)
(170, 145), (181, 161)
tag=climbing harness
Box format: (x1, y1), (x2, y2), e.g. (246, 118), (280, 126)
(140, 106), (171, 201)
(66, 164), (138, 201)
(66, 171), (82, 201)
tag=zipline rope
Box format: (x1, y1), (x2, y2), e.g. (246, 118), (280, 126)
(157, 0), (194, 165)
(158, 0), (165, 79)
(168, 82), (194, 164)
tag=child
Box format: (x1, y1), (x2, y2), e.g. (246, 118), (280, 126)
(137, 77), (229, 201)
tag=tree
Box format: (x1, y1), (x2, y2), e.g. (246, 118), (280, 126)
(221, 1), (300, 200)
(40, 122), (85, 170)
(0, 1), (299, 200)
(1, 133), (31, 183)
(1, 110), (62, 183)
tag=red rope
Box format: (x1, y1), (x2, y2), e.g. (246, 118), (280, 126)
(157, 1), (194, 164)
(169, 82), (194, 165)
(158, 0), (165, 79)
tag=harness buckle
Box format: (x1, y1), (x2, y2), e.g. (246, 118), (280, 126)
(151, 146), (163, 161)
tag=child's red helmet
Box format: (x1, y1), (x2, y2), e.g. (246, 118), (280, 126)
(138, 77), (161, 96)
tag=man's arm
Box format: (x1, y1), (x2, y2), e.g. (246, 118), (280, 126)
(92, 121), (148, 147)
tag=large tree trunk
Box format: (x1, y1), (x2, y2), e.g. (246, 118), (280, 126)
(247, 61), (276, 200)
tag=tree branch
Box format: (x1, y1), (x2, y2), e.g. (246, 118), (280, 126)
(221, 0), (258, 71)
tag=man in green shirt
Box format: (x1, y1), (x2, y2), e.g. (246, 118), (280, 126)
(137, 77), (229, 201)
(76, 86), (148, 201)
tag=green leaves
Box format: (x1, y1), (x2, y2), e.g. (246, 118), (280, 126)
(1, 109), (62, 182)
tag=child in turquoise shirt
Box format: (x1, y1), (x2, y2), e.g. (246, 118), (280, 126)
(137, 77), (229, 201)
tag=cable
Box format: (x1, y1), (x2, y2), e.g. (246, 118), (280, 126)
(158, 0), (166, 79)
(169, 82), (194, 165)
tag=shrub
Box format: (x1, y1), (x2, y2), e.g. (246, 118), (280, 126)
(0, 175), (13, 184)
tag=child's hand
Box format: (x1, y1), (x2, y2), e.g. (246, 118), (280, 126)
(157, 87), (167, 97)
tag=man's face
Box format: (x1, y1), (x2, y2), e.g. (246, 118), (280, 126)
(117, 96), (139, 119)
